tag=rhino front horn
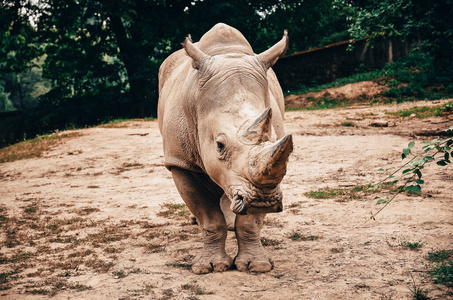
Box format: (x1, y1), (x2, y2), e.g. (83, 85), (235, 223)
(250, 134), (293, 187)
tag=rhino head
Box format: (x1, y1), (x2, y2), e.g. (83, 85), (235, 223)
(182, 30), (293, 215)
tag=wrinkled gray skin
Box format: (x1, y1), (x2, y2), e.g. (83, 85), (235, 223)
(158, 23), (293, 274)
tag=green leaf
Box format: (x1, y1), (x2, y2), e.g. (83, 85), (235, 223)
(423, 156), (434, 162)
(377, 168), (385, 172)
(415, 169), (422, 179)
(405, 185), (421, 194)
(408, 141), (415, 149)
(415, 179), (424, 184)
(437, 160), (447, 166)
(402, 168), (412, 174)
(402, 148), (411, 159)
(376, 197), (390, 205)
(422, 144), (435, 151)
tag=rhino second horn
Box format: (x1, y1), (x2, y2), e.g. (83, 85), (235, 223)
(182, 34), (209, 69)
(257, 29), (289, 69)
(250, 134), (293, 186)
(239, 107), (272, 144)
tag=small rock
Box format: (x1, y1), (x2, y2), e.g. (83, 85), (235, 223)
(370, 121), (388, 127)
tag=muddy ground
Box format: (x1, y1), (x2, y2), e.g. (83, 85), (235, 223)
(1, 98), (452, 299)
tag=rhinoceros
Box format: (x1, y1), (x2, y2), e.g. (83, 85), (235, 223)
(158, 23), (293, 274)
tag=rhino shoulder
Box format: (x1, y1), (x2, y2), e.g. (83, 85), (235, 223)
(197, 23), (254, 56)
(158, 48), (188, 94)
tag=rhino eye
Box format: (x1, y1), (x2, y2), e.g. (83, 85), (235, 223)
(217, 141), (225, 151)
(216, 134), (227, 159)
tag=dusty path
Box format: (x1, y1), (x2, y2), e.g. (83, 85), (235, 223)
(1, 100), (452, 299)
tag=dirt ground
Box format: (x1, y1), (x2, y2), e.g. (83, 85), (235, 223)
(1, 98), (452, 299)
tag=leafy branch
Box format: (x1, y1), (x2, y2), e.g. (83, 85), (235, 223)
(368, 125), (453, 221)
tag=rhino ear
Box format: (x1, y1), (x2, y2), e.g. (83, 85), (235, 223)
(257, 30), (288, 69)
(182, 34), (209, 70)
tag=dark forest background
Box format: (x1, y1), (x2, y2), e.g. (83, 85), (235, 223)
(1, 0), (452, 146)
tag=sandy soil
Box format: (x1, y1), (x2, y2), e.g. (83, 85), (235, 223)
(1, 99), (452, 299)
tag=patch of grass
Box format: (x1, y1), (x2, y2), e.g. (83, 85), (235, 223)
(289, 232), (319, 241)
(341, 122), (356, 127)
(260, 237), (282, 247)
(431, 261), (453, 286)
(157, 203), (191, 219)
(113, 270), (127, 278)
(304, 185), (368, 200)
(98, 118), (142, 128)
(25, 278), (92, 296)
(427, 249), (453, 286)
(0, 132), (82, 163)
(387, 102), (453, 119)
(427, 249), (453, 263)
(98, 117), (154, 128)
(181, 283), (213, 295)
(408, 273), (429, 300)
(0, 201), (166, 297)
(401, 241), (424, 251)
(305, 189), (345, 199)
(87, 227), (130, 245)
(305, 183), (400, 202)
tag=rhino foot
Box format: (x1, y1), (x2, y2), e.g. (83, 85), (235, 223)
(192, 253), (233, 274)
(234, 253), (274, 273)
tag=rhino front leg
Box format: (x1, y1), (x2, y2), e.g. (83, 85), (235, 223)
(220, 194), (236, 231)
(171, 168), (233, 274)
(234, 214), (274, 273)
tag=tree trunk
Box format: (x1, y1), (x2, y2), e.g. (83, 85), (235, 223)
(109, 15), (147, 118)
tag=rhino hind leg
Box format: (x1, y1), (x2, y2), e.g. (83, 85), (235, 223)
(234, 214), (274, 273)
(170, 168), (233, 274)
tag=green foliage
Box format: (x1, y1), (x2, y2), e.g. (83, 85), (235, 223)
(427, 249), (453, 287)
(348, 0), (453, 74)
(427, 249), (453, 263)
(370, 126), (453, 220)
(431, 261), (453, 286)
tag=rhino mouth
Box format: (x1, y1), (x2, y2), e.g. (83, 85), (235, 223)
(228, 184), (283, 215)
